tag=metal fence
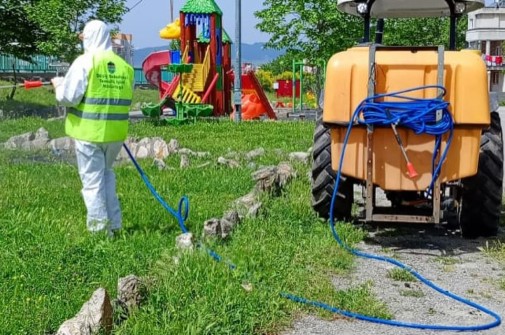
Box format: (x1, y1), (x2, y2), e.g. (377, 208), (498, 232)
(134, 68), (175, 86)
(0, 54), (59, 73)
(0, 54), (174, 87)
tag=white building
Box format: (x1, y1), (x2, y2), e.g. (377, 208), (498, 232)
(112, 33), (134, 65)
(466, 5), (505, 91)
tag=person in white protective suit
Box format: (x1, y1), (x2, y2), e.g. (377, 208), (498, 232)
(52, 20), (134, 235)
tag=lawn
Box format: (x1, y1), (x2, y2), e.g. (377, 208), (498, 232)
(0, 115), (391, 334)
(0, 80), (159, 118)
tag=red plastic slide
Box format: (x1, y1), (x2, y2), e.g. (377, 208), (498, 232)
(141, 51), (173, 98)
(242, 71), (277, 120)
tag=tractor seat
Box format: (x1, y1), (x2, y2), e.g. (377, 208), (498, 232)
(337, 0), (484, 18)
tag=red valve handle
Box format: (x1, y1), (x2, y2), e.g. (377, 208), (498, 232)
(407, 162), (419, 179)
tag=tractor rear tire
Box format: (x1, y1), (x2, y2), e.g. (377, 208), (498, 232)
(311, 117), (353, 221)
(460, 111), (503, 238)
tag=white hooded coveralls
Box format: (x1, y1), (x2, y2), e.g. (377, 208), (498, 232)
(54, 20), (130, 233)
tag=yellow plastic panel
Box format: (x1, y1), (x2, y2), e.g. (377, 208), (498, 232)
(323, 47), (490, 125)
(330, 127), (481, 191)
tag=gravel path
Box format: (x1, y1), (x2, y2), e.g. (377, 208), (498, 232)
(282, 225), (505, 335)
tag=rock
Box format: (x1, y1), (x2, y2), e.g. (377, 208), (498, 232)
(225, 150), (240, 160)
(22, 138), (50, 150)
(35, 127), (50, 141)
(277, 162), (296, 187)
(247, 202), (263, 218)
(117, 275), (144, 312)
(233, 190), (262, 218)
(4, 131), (35, 149)
(203, 218), (236, 239)
(245, 148), (265, 160)
(219, 218), (235, 238)
(152, 138), (169, 159)
(153, 158), (166, 171)
(241, 282), (253, 292)
(289, 152), (310, 164)
(203, 218), (221, 237)
(135, 138), (153, 159)
(217, 156), (240, 168)
(178, 148), (196, 156)
(135, 146), (150, 159)
(48, 137), (75, 153)
(250, 163), (296, 194)
(235, 190), (259, 208)
(176, 233), (194, 251)
(180, 154), (190, 168)
(252, 166), (278, 192)
(56, 288), (113, 335)
(195, 151), (211, 158)
(223, 210), (241, 226)
(167, 139), (179, 153)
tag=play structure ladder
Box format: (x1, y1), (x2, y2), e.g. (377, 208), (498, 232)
(173, 85), (202, 104)
(181, 46), (211, 93)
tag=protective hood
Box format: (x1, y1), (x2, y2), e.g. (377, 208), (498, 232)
(82, 20), (112, 53)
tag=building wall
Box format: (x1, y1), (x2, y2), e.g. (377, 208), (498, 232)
(467, 7), (505, 92)
(112, 33), (134, 65)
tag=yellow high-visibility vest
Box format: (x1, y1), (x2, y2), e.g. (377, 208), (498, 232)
(66, 51), (134, 142)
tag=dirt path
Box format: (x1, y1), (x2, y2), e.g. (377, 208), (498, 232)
(282, 225), (505, 335)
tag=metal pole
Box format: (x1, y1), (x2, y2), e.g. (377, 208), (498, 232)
(449, 15), (457, 51)
(170, 0), (174, 22)
(300, 62), (303, 113)
(234, 0), (242, 122)
(292, 60), (296, 115)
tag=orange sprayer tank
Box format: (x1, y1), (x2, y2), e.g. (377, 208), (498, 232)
(323, 46), (490, 191)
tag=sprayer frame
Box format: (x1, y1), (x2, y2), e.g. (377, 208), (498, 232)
(358, 0), (461, 50)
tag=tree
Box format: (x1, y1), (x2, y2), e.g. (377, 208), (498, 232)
(259, 52), (300, 76)
(0, 1), (48, 60)
(27, 0), (128, 61)
(0, 0), (128, 62)
(256, 1), (469, 62)
(383, 17), (468, 50)
(255, 0), (362, 64)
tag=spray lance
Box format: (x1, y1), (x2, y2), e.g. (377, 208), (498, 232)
(0, 80), (53, 90)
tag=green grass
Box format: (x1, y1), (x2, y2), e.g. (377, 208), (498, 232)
(0, 81), (160, 118)
(0, 118), (390, 334)
(399, 290), (425, 298)
(482, 240), (505, 265)
(387, 268), (417, 282)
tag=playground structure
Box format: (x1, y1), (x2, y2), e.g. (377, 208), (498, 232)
(291, 59), (325, 114)
(141, 0), (276, 122)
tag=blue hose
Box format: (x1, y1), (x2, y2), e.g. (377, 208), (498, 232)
(126, 86), (501, 331)
(123, 144), (189, 234)
(123, 143), (231, 265)
(283, 86), (502, 331)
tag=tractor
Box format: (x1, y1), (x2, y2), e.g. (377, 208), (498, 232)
(311, 0), (504, 238)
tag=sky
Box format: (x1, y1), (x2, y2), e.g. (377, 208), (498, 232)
(120, 0), (501, 49)
(120, 0), (270, 49)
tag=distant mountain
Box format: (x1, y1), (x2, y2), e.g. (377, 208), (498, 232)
(133, 42), (283, 68)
